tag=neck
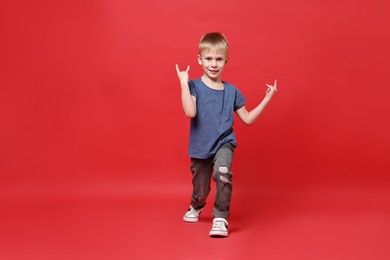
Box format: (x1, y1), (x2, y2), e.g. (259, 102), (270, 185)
(201, 75), (224, 90)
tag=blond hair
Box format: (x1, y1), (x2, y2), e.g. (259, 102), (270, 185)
(199, 32), (229, 54)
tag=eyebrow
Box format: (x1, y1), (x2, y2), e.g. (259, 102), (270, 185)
(203, 55), (225, 58)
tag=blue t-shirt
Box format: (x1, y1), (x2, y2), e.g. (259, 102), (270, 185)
(188, 78), (246, 159)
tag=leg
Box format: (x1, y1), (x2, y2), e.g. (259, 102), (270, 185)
(189, 158), (213, 209)
(212, 143), (234, 220)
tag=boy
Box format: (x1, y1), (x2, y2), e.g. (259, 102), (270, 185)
(175, 32), (277, 237)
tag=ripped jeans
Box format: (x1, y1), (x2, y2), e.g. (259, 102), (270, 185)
(189, 143), (234, 220)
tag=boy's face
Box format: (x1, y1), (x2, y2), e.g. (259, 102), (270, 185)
(198, 48), (228, 81)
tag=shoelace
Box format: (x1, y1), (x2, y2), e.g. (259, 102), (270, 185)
(212, 220), (227, 230)
(188, 208), (200, 216)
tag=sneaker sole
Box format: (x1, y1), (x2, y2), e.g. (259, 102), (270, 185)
(183, 216), (199, 222)
(209, 230), (228, 237)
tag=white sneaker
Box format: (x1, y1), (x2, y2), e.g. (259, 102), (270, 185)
(209, 218), (228, 237)
(183, 206), (203, 222)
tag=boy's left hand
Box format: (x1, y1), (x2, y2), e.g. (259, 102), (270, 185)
(265, 80), (277, 99)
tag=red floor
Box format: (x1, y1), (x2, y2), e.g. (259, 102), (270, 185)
(1, 177), (389, 260)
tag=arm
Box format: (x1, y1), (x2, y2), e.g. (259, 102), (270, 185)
(176, 64), (197, 118)
(236, 80), (278, 125)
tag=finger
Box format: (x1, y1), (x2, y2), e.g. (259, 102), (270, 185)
(274, 79), (277, 90)
(186, 65), (190, 72)
(175, 64), (180, 74)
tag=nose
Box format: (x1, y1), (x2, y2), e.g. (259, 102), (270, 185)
(211, 60), (217, 67)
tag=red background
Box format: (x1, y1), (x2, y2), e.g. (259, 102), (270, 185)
(1, 0), (389, 259)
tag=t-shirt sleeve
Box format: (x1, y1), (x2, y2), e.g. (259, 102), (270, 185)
(189, 80), (198, 97)
(234, 88), (246, 111)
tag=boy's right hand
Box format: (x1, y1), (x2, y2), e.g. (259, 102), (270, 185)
(175, 64), (190, 84)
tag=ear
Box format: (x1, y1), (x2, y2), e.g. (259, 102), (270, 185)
(225, 57), (229, 65)
(197, 54), (202, 65)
